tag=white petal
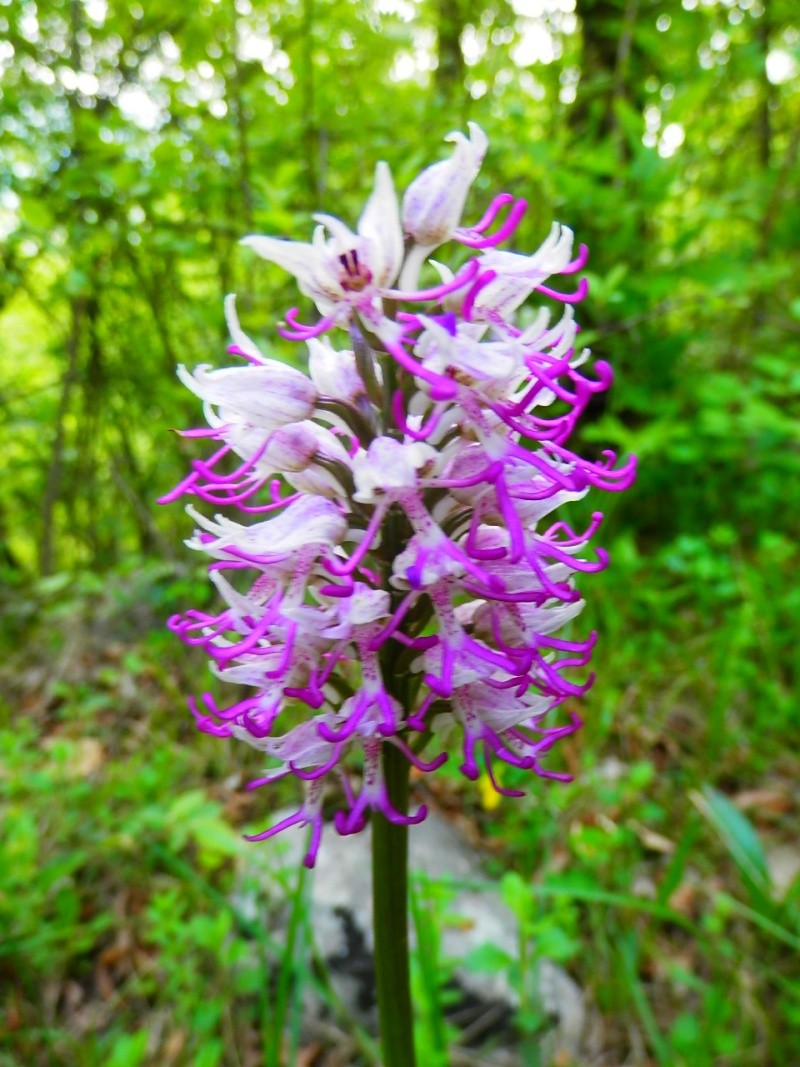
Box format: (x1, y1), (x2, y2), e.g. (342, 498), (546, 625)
(241, 234), (319, 287)
(358, 161), (403, 287)
(313, 213), (358, 250)
(307, 337), (365, 402)
(178, 361), (316, 429)
(352, 436), (435, 502)
(211, 654), (285, 688)
(186, 495), (346, 558)
(474, 225), (576, 317)
(224, 293), (266, 364)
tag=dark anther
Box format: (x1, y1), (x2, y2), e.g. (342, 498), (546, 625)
(338, 250), (360, 276)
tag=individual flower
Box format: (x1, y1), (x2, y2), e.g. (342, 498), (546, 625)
(241, 162), (404, 331)
(401, 123), (488, 252)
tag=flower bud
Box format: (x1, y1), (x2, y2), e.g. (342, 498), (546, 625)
(352, 437), (436, 502)
(402, 123), (488, 250)
(262, 422), (321, 472)
(307, 337), (365, 403)
(177, 362), (317, 430)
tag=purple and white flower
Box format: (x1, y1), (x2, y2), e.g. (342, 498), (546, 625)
(402, 123), (488, 249)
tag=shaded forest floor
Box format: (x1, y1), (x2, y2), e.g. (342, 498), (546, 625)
(1, 537), (799, 1067)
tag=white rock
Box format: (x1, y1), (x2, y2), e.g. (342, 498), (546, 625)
(234, 809), (585, 1063)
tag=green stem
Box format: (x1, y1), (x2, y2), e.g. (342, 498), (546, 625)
(372, 740), (416, 1067)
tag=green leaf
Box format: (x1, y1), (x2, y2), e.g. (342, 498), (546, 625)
(463, 942), (513, 974)
(194, 1038), (224, 1067)
(691, 787), (772, 910)
(107, 1031), (149, 1067)
(500, 871), (532, 920)
(192, 818), (244, 864)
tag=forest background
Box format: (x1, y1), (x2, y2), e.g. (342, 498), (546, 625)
(1, 0), (799, 1065)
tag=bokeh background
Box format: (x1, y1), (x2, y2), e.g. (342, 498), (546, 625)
(1, 0), (798, 1064)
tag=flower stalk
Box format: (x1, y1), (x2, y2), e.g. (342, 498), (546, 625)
(372, 740), (415, 1067)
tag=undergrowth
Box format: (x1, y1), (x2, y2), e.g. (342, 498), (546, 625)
(1, 533), (798, 1066)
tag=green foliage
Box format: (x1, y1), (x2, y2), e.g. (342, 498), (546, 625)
(409, 876), (458, 1067)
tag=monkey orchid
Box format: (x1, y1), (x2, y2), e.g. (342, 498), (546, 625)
(162, 125), (635, 1067)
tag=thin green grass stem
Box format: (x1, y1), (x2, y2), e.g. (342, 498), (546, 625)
(372, 739), (416, 1067)
(267, 854), (309, 1067)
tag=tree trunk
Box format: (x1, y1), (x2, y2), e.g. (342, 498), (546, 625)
(435, 0), (466, 107)
(40, 299), (83, 575)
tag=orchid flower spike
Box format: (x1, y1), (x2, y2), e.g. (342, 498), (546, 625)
(163, 125), (636, 864)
